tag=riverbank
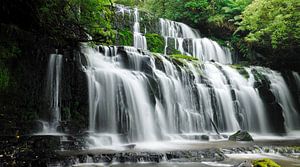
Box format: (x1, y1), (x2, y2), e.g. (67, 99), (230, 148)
(1, 134), (300, 166)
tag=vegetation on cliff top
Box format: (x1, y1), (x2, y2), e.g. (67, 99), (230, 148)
(119, 0), (300, 71)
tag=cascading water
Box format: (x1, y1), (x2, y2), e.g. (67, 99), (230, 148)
(293, 72), (300, 91)
(83, 45), (158, 146)
(81, 7), (300, 147)
(255, 67), (300, 130)
(160, 18), (232, 64)
(83, 45), (286, 146)
(133, 8), (147, 50)
(41, 53), (63, 134)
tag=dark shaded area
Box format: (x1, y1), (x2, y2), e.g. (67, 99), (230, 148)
(0, 0), (90, 135)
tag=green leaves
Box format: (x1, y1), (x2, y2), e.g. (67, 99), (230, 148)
(239, 0), (300, 49)
(118, 30), (133, 46)
(145, 33), (165, 53)
(38, 0), (114, 44)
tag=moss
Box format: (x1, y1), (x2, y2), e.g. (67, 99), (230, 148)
(145, 33), (165, 53)
(170, 49), (182, 55)
(230, 64), (249, 79)
(169, 54), (203, 75)
(252, 158), (281, 167)
(118, 30), (133, 46)
(169, 54), (201, 68)
(170, 54), (198, 61)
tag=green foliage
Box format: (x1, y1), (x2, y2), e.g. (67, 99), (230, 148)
(38, 0), (114, 44)
(222, 0), (252, 18)
(252, 158), (281, 167)
(143, 0), (251, 27)
(113, 0), (137, 6)
(183, 0), (210, 23)
(239, 0), (300, 49)
(145, 33), (165, 53)
(118, 30), (133, 46)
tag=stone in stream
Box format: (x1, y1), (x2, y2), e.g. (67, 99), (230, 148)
(229, 130), (254, 141)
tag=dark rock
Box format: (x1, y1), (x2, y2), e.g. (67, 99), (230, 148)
(229, 130), (254, 141)
(201, 135), (209, 141)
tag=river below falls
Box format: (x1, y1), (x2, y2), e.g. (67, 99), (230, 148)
(53, 134), (300, 167)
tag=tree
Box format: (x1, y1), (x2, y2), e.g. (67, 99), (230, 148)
(238, 0), (300, 49)
(38, 0), (115, 44)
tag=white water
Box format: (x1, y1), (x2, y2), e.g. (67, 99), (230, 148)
(41, 54), (63, 134)
(83, 45), (158, 146)
(80, 7), (300, 147)
(293, 72), (300, 91)
(133, 8), (147, 50)
(160, 18), (232, 64)
(218, 65), (269, 132)
(255, 67), (300, 130)
(82, 43), (300, 147)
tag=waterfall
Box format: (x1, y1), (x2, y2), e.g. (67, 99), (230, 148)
(293, 72), (300, 91)
(160, 18), (232, 64)
(133, 8), (147, 50)
(83, 44), (283, 146)
(83, 45), (158, 146)
(255, 67), (300, 130)
(41, 54), (63, 134)
(80, 7), (300, 147)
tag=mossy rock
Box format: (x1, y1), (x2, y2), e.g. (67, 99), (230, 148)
(252, 158), (281, 167)
(168, 54), (203, 75)
(230, 64), (249, 79)
(229, 130), (254, 141)
(170, 54), (198, 61)
(145, 33), (164, 53)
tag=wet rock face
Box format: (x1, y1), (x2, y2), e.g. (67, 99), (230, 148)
(252, 70), (286, 133)
(229, 130), (254, 141)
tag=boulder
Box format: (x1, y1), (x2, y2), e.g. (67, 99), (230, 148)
(229, 130), (254, 141)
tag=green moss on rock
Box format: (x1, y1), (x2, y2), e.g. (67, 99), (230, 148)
(169, 54), (201, 67)
(229, 130), (254, 141)
(252, 158), (281, 167)
(170, 54), (198, 61)
(230, 64), (249, 79)
(145, 33), (164, 53)
(118, 30), (133, 46)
